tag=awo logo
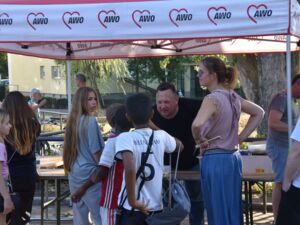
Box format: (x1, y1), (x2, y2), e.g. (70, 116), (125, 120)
(247, 4), (272, 23)
(207, 7), (231, 26)
(27, 12), (48, 30)
(195, 39), (211, 44)
(77, 42), (93, 49)
(0, 13), (13, 26)
(274, 35), (286, 41)
(62, 11), (84, 30)
(132, 10), (155, 28)
(169, 8), (192, 27)
(98, 10), (120, 29)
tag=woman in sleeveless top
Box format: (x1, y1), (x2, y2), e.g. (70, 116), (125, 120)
(192, 57), (264, 225)
(2, 91), (41, 225)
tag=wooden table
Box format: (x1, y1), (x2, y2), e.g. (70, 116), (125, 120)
(37, 161), (274, 225)
(37, 154), (69, 225)
(243, 173), (274, 225)
(38, 169), (69, 225)
(39, 155), (64, 169)
(173, 170), (274, 225)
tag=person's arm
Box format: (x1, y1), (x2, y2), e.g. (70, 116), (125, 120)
(282, 141), (300, 191)
(71, 165), (109, 202)
(89, 116), (103, 163)
(148, 120), (160, 130)
(191, 97), (216, 145)
(93, 151), (101, 163)
(38, 98), (47, 108)
(239, 97), (265, 143)
(29, 103), (39, 112)
(0, 163), (14, 214)
(268, 109), (288, 132)
(122, 151), (149, 214)
(90, 165), (109, 183)
(71, 179), (94, 203)
(174, 137), (183, 152)
(150, 123), (188, 152)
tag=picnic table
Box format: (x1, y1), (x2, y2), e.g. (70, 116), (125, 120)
(38, 156), (68, 225)
(37, 155), (274, 225)
(174, 170), (274, 225)
(39, 155), (64, 169)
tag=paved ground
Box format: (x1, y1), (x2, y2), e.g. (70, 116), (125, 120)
(30, 204), (274, 225)
(30, 181), (274, 225)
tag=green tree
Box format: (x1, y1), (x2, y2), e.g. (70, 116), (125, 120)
(70, 59), (128, 106)
(229, 52), (300, 136)
(0, 53), (8, 79)
(128, 56), (193, 85)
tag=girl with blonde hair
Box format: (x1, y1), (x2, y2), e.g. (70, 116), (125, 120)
(63, 87), (104, 225)
(0, 109), (14, 225)
(2, 91), (40, 225)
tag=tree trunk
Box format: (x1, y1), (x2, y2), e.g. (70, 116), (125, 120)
(256, 54), (286, 135)
(231, 54), (286, 136)
(232, 55), (259, 102)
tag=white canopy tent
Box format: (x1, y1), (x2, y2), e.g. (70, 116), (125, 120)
(0, 0), (299, 59)
(0, 0), (300, 143)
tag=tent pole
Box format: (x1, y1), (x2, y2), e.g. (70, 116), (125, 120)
(286, 35), (292, 149)
(67, 60), (71, 112)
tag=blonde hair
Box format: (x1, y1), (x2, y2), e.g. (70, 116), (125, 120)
(63, 87), (100, 172)
(0, 108), (8, 125)
(2, 91), (40, 155)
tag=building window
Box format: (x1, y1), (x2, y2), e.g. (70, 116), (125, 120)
(51, 66), (61, 79)
(40, 66), (45, 79)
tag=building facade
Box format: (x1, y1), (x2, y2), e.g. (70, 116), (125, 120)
(8, 54), (66, 98)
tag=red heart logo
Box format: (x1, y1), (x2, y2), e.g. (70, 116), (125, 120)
(132, 10), (150, 28)
(27, 12), (45, 30)
(207, 6), (227, 26)
(62, 11), (80, 30)
(247, 4), (268, 23)
(169, 8), (188, 27)
(98, 10), (116, 29)
(0, 13), (9, 18)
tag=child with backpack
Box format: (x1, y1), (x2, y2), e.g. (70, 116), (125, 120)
(115, 93), (182, 225)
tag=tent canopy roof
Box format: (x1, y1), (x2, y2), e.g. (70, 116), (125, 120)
(0, 0), (299, 59)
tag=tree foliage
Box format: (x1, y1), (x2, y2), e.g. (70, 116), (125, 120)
(127, 56), (194, 83)
(65, 59), (128, 107)
(71, 59), (128, 85)
(58, 59), (129, 92)
(0, 53), (8, 79)
(229, 52), (300, 136)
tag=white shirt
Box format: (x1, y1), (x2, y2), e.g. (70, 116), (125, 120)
(115, 128), (176, 211)
(290, 118), (300, 188)
(99, 136), (116, 168)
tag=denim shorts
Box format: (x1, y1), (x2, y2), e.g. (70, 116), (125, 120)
(266, 138), (289, 183)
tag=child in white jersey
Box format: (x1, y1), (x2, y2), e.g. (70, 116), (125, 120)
(0, 109), (14, 224)
(71, 104), (132, 225)
(115, 93), (182, 225)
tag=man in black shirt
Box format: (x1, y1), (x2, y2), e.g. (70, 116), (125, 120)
(151, 82), (204, 225)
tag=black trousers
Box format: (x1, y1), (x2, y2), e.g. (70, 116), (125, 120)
(120, 209), (148, 225)
(276, 185), (300, 225)
(7, 176), (36, 225)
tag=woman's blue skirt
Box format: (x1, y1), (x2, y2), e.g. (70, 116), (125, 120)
(200, 149), (243, 225)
